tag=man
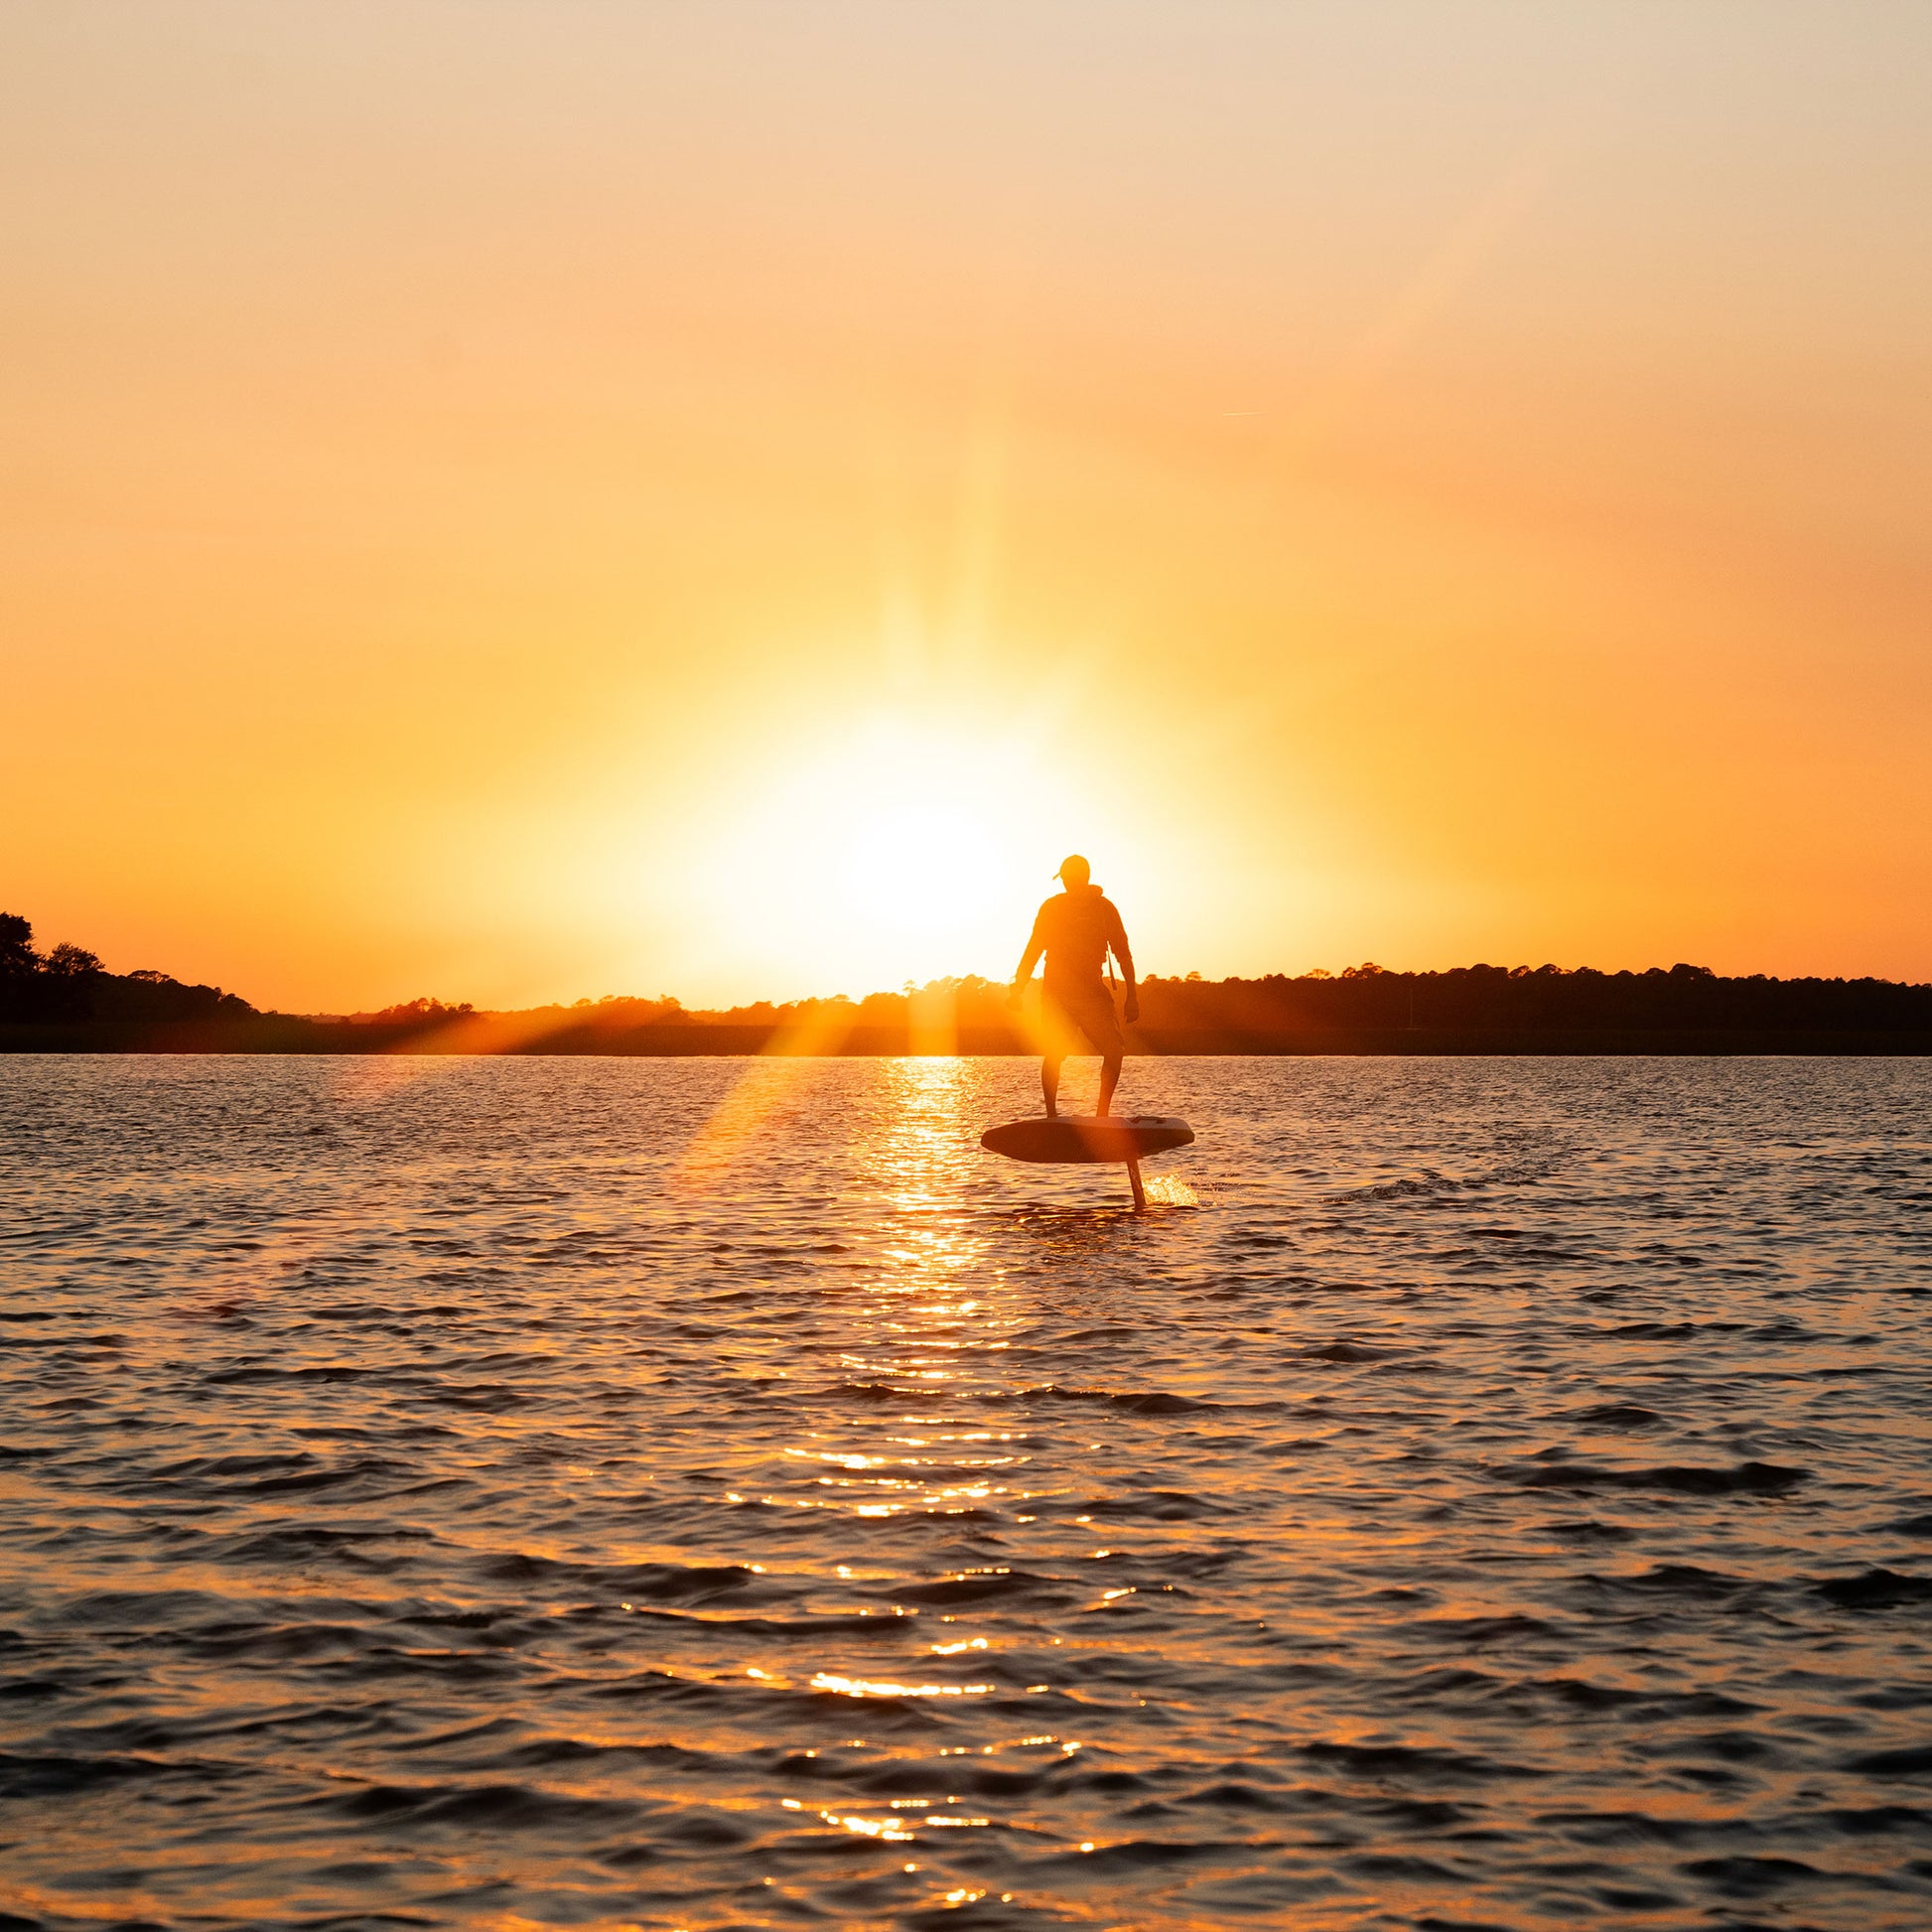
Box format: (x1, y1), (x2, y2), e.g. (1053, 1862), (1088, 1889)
(1010, 855), (1139, 1119)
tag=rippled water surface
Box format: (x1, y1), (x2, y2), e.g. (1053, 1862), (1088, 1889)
(3, 1054), (1931, 1931)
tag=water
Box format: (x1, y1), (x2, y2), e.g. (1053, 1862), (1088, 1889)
(2, 1054), (1930, 1932)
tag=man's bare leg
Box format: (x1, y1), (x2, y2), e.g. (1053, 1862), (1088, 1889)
(1097, 1053), (1122, 1118)
(1041, 1053), (1063, 1118)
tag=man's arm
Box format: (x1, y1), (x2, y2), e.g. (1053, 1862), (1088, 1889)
(1108, 908), (1140, 1023)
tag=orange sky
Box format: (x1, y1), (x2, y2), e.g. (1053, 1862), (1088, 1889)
(4, 3), (1929, 1011)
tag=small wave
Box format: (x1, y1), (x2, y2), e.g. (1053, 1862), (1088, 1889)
(840, 1756), (1078, 1801)
(1073, 1490), (1232, 1522)
(152, 1452), (401, 1497)
(897, 1569), (1068, 1607)
(471, 1553), (765, 1603)
(1013, 1382), (1277, 1414)
(617, 1606), (927, 1639)
(326, 1779), (646, 1833)
(0, 1330), (124, 1350)
(1500, 1459), (1809, 1497)
(1045, 1835), (1235, 1869)
(203, 1363), (374, 1385)
(1681, 1854), (1823, 1897)
(1535, 1678), (1761, 1719)
(0, 1749), (188, 1798)
(1302, 1739), (1544, 1782)
(1847, 1744), (1932, 1776)
(830, 1380), (977, 1406)
(210, 1526), (433, 1573)
(1570, 1404), (1664, 1429)
(1413, 1614), (1558, 1645)
(1330, 1157), (1562, 1204)
(1587, 1563), (1762, 1602)
(1299, 1340), (1395, 1364)
(1813, 1569), (1932, 1609)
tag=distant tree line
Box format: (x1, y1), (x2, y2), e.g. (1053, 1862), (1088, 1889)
(1121, 961), (1932, 1035)
(355, 997), (476, 1024)
(4, 908), (1928, 1042)
(454, 962), (1932, 1036)
(0, 913), (255, 1025)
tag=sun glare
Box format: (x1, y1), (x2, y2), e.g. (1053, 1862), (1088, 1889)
(837, 804), (1000, 936)
(690, 711), (1108, 995)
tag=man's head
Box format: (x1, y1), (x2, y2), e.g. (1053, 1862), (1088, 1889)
(1055, 854), (1091, 890)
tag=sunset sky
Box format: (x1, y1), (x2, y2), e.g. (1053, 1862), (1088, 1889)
(5, 2), (1928, 1012)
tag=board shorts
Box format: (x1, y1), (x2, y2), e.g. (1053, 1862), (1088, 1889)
(1042, 979), (1125, 1057)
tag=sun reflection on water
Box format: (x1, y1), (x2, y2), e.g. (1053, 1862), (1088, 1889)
(773, 1058), (1034, 1522)
(742, 1060), (1039, 1860)
(693, 1061), (1094, 1863)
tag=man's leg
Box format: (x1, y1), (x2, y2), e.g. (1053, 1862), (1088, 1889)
(1041, 1052), (1062, 1118)
(1097, 1053), (1122, 1118)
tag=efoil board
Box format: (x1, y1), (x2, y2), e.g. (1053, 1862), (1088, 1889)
(980, 1115), (1194, 1166)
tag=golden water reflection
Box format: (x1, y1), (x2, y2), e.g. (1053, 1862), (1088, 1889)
(751, 1058), (1050, 1854)
(781, 1058), (1035, 1524)
(830, 1058), (1020, 1406)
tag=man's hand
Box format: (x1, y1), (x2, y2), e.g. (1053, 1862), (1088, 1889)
(1006, 980), (1025, 1013)
(1123, 990), (1141, 1026)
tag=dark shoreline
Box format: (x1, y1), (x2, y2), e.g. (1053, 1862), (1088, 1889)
(4, 1020), (1928, 1057)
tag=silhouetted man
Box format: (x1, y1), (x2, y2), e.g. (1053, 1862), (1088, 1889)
(1011, 855), (1138, 1119)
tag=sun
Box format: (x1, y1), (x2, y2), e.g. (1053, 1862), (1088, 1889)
(835, 804), (1002, 937)
(687, 710), (1111, 995)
